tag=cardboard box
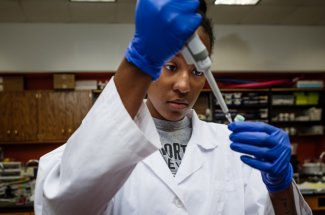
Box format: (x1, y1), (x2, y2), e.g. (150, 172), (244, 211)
(53, 74), (75, 90)
(1, 76), (24, 91)
(75, 80), (98, 90)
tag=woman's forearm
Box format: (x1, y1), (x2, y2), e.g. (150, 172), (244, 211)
(114, 58), (152, 118)
(269, 184), (297, 215)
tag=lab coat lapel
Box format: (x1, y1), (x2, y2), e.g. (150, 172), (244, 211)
(174, 140), (205, 184)
(136, 102), (185, 200)
(142, 152), (185, 199)
(175, 111), (219, 184)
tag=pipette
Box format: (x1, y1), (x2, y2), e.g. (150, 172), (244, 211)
(181, 33), (233, 123)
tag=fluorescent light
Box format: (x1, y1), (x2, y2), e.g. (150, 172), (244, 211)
(214, 0), (260, 5)
(70, 0), (115, 2)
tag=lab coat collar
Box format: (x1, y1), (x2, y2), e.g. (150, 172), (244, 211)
(135, 103), (219, 151)
(137, 103), (186, 202)
(173, 110), (219, 184)
(186, 110), (219, 150)
(174, 134), (206, 185)
(134, 101), (162, 149)
(140, 107), (220, 203)
(143, 151), (187, 202)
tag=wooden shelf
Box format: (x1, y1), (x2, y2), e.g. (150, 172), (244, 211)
(220, 88), (269, 92)
(271, 120), (323, 124)
(271, 88), (324, 92)
(271, 104), (321, 108)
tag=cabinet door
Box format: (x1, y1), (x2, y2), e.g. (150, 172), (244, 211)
(10, 92), (38, 141)
(37, 91), (93, 142)
(65, 91), (93, 138)
(0, 92), (13, 142)
(0, 92), (38, 142)
(37, 91), (66, 141)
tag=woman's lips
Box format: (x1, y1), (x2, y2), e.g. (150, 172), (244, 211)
(167, 100), (189, 110)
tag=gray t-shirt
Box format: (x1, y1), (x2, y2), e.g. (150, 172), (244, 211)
(153, 117), (192, 176)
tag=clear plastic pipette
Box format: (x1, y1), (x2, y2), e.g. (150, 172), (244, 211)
(181, 33), (233, 123)
(203, 68), (233, 123)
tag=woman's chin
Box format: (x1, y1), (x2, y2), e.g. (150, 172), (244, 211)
(163, 111), (187, 122)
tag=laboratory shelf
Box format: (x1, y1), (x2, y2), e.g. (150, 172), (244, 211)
(208, 86), (324, 137)
(270, 121), (323, 124)
(271, 105), (322, 108)
(225, 105), (268, 108)
(270, 88), (324, 92)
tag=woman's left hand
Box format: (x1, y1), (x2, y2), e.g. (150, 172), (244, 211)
(228, 121), (293, 192)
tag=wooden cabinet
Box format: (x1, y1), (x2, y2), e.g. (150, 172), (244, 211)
(37, 92), (66, 141)
(0, 91), (93, 144)
(0, 92), (38, 142)
(65, 91), (93, 136)
(38, 91), (93, 142)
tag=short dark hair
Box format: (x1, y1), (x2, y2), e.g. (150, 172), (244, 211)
(199, 0), (215, 52)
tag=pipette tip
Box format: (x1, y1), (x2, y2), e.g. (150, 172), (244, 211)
(225, 113), (232, 123)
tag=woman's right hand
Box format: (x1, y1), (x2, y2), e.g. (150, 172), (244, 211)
(125, 0), (202, 80)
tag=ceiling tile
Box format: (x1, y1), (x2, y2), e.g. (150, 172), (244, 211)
(115, 2), (135, 23)
(115, 0), (134, 3)
(240, 6), (296, 25)
(296, 0), (325, 6)
(0, 0), (26, 22)
(69, 2), (117, 23)
(21, 0), (70, 23)
(259, 0), (299, 7)
(205, 0), (216, 5)
(282, 7), (325, 25)
(208, 6), (254, 24)
(0, 0), (325, 25)
(260, 0), (325, 7)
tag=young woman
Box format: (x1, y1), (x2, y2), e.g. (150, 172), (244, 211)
(35, 0), (311, 214)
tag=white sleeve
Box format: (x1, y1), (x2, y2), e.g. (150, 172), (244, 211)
(244, 167), (275, 215)
(244, 167), (312, 215)
(36, 78), (161, 215)
(292, 181), (313, 215)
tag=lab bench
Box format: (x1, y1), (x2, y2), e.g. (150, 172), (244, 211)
(0, 201), (33, 215)
(0, 194), (325, 214)
(303, 193), (325, 214)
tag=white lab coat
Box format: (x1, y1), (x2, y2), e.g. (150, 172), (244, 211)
(34, 78), (311, 215)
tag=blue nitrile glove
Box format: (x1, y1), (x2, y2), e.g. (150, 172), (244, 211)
(228, 121), (293, 193)
(125, 0), (202, 80)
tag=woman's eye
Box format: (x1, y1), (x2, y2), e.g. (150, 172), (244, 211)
(192, 69), (204, 76)
(165, 64), (177, 72)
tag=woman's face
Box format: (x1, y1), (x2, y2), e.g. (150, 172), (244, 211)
(146, 27), (211, 121)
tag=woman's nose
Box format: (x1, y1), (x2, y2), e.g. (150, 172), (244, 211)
(173, 70), (190, 93)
